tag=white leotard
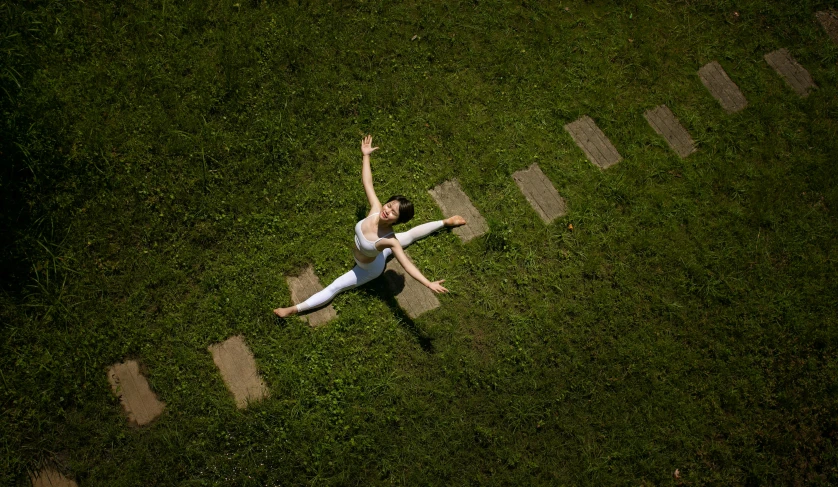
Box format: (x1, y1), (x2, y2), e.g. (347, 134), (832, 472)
(354, 212), (394, 258)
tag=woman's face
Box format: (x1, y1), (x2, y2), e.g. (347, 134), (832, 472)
(380, 200), (401, 224)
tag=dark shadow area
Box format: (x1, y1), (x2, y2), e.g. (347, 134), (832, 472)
(360, 266), (436, 354)
(0, 38), (41, 299)
(0, 128), (33, 298)
(271, 313), (290, 329)
(354, 204), (368, 222)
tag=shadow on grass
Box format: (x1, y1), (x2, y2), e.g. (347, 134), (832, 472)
(360, 268), (436, 354)
(273, 267), (436, 354)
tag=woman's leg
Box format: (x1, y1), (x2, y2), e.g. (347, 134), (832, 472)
(395, 220), (444, 248)
(274, 257), (386, 317)
(274, 217), (464, 318)
(295, 268), (362, 312)
(395, 215), (466, 248)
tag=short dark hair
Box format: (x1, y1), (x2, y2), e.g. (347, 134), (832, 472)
(387, 195), (414, 224)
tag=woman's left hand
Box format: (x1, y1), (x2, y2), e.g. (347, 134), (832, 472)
(427, 280), (448, 294)
(361, 134), (379, 156)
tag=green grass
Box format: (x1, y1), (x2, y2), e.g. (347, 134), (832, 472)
(1, 0), (837, 484)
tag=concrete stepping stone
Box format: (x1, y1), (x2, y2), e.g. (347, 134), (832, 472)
(286, 265), (337, 327)
(428, 179), (488, 243)
(107, 360), (165, 427)
(511, 163), (567, 223)
(816, 10), (838, 44)
(208, 335), (269, 409)
(698, 61), (747, 113)
(643, 105), (696, 158)
(764, 48), (816, 97)
(31, 468), (78, 487)
(563, 115), (622, 169)
(383, 256), (440, 319)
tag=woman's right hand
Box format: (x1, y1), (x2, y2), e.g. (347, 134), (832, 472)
(361, 134), (379, 156)
(427, 280), (448, 294)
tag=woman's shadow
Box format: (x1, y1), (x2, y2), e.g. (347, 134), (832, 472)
(359, 266), (435, 353)
(286, 205), (436, 352)
(353, 204), (435, 353)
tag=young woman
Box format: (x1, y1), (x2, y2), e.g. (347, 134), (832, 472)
(273, 135), (466, 318)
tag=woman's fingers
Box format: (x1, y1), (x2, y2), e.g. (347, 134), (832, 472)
(361, 135), (379, 155)
(430, 279), (448, 293)
(362, 135), (378, 152)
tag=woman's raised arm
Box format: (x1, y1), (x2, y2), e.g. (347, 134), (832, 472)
(361, 135), (382, 213)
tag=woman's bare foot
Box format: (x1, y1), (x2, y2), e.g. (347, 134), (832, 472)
(444, 215), (466, 227)
(273, 306), (298, 318)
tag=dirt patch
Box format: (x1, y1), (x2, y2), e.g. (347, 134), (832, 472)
(564, 115), (623, 169)
(465, 321), (494, 365)
(428, 179), (488, 243)
(644, 105), (697, 158)
(817, 10), (838, 45)
(208, 335), (269, 409)
(31, 468), (78, 487)
(698, 61), (747, 113)
(512, 164), (567, 223)
(764, 48), (816, 97)
(107, 359), (165, 427)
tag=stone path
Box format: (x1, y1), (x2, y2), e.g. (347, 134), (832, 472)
(511, 164), (567, 223)
(428, 179), (488, 242)
(643, 105), (696, 158)
(287, 265), (336, 327)
(383, 257), (440, 318)
(208, 335), (269, 409)
(817, 10), (838, 44)
(31, 468), (78, 487)
(563, 115), (623, 169)
(107, 360), (165, 427)
(70, 12), (838, 473)
(698, 61), (747, 113)
(764, 49), (816, 97)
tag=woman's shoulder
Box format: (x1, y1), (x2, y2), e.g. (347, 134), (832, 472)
(367, 201), (383, 215)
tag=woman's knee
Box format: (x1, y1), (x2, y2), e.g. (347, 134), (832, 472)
(327, 278), (356, 295)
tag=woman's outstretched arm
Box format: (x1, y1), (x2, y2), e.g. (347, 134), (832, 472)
(361, 135), (382, 213)
(384, 239), (449, 294)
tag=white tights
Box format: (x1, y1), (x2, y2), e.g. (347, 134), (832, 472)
(295, 220), (445, 312)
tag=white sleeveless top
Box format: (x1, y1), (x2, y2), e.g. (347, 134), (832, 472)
(354, 213), (394, 258)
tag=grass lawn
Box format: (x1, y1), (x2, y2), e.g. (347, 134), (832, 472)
(2, 0), (837, 485)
